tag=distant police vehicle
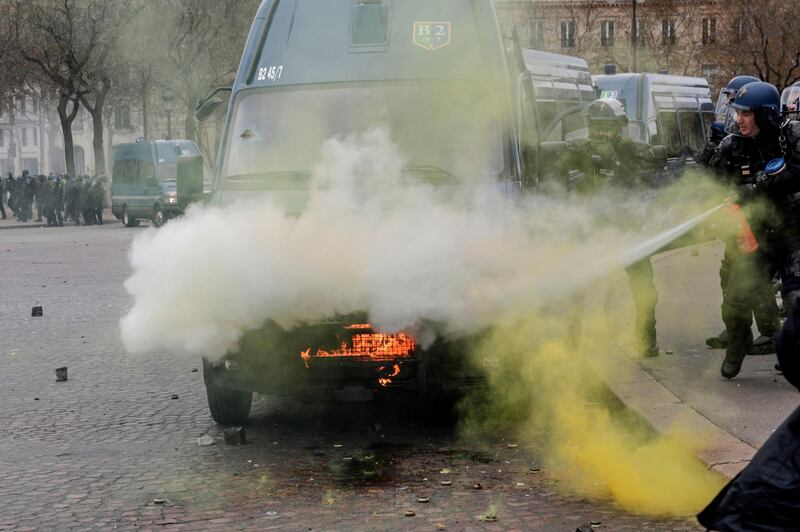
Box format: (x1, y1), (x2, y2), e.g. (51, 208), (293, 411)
(110, 140), (205, 227)
(592, 73), (714, 166)
(192, 0), (600, 424)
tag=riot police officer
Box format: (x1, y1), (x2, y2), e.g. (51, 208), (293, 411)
(703, 75), (779, 355)
(708, 81), (800, 378)
(699, 75), (761, 166)
(564, 98), (664, 357)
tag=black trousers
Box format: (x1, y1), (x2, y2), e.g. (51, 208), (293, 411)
(720, 239), (779, 337)
(625, 258), (658, 355)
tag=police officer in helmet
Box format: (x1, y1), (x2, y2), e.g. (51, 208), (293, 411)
(709, 81), (798, 378)
(566, 98), (663, 357)
(699, 75), (761, 166)
(704, 75), (780, 355)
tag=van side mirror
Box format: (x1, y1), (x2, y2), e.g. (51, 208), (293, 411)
(195, 97), (223, 122)
(538, 141), (568, 157)
(651, 144), (668, 163)
(177, 155), (204, 208)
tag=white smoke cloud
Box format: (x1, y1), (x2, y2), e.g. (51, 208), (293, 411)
(120, 128), (720, 360)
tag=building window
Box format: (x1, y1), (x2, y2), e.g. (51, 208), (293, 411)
(114, 105), (132, 130)
(560, 20), (576, 48)
(737, 19), (749, 38)
(530, 20), (545, 49)
(33, 128), (38, 146)
(0, 129), (4, 148)
(702, 18), (716, 45)
(662, 18), (676, 45)
(601, 20), (615, 47)
(21, 128), (28, 147)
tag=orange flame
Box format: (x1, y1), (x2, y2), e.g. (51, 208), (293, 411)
(377, 363), (402, 387)
(299, 324), (415, 366)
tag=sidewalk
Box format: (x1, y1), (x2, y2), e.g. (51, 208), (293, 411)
(591, 241), (798, 479)
(0, 208), (119, 230)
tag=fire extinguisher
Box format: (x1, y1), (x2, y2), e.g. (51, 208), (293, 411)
(726, 203), (759, 254)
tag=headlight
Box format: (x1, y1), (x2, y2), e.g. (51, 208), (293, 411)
(165, 192), (177, 204)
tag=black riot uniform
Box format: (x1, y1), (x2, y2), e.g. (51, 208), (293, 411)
(708, 81), (800, 379)
(563, 98), (664, 357)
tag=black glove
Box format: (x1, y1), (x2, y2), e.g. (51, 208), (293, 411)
(736, 183), (757, 202)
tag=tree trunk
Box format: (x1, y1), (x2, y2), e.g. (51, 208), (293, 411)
(57, 92), (79, 177)
(141, 81), (149, 140)
(90, 109), (106, 175)
(80, 78), (111, 176)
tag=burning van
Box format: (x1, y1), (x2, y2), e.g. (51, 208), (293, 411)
(191, 0), (591, 424)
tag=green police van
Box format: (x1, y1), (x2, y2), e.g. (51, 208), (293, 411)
(193, 0), (595, 423)
(110, 140), (205, 227)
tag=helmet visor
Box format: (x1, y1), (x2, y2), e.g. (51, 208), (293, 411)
(724, 109), (744, 136)
(714, 88), (734, 121)
(781, 86), (800, 118)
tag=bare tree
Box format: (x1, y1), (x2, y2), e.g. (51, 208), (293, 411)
(712, 0), (800, 90)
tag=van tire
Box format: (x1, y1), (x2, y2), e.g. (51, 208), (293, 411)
(123, 208), (139, 228)
(203, 362), (253, 425)
(152, 206), (165, 227)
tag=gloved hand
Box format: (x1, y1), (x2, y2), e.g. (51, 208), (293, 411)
(736, 183), (757, 202)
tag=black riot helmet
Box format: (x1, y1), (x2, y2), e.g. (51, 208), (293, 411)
(586, 98), (628, 137)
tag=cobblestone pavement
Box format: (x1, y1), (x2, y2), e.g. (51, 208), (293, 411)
(0, 224), (704, 530)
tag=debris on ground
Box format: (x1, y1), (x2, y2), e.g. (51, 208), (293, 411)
(472, 482), (483, 490)
(479, 505), (497, 522)
(153, 498), (166, 505)
(191, 368), (198, 372)
(55, 367), (68, 382)
(440, 480), (452, 486)
(170, 394), (179, 400)
(404, 509), (416, 517)
(223, 427), (247, 445)
(197, 435), (215, 446)
(417, 497), (429, 503)
(31, 306), (43, 317)
(576, 524), (595, 532)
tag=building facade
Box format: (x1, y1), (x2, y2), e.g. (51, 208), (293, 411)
(495, 1), (728, 89)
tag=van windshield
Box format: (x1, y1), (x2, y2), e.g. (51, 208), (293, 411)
(155, 142), (201, 180)
(221, 81), (505, 184)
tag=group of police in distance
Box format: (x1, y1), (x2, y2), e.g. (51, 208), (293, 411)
(0, 171), (107, 227)
(562, 76), (800, 381)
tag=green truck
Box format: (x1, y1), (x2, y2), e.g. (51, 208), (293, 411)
(111, 140), (205, 227)
(191, 0), (624, 424)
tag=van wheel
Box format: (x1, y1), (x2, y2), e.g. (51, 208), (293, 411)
(122, 207), (139, 228)
(152, 206), (165, 227)
(203, 361), (253, 425)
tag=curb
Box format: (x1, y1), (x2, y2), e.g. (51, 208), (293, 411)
(589, 350), (756, 479)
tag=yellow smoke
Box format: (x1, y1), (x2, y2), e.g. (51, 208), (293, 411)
(460, 301), (725, 517)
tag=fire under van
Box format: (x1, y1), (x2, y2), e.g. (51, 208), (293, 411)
(193, 0), (595, 424)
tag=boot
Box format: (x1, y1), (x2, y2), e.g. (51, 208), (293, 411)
(706, 329), (728, 349)
(721, 348), (747, 379)
(748, 335), (776, 355)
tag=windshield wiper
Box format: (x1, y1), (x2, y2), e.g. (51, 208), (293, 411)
(405, 165), (453, 184)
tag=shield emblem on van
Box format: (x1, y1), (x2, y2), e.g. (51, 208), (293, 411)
(413, 22), (451, 51)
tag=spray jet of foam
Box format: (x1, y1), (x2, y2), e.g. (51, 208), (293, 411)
(120, 128), (727, 360)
